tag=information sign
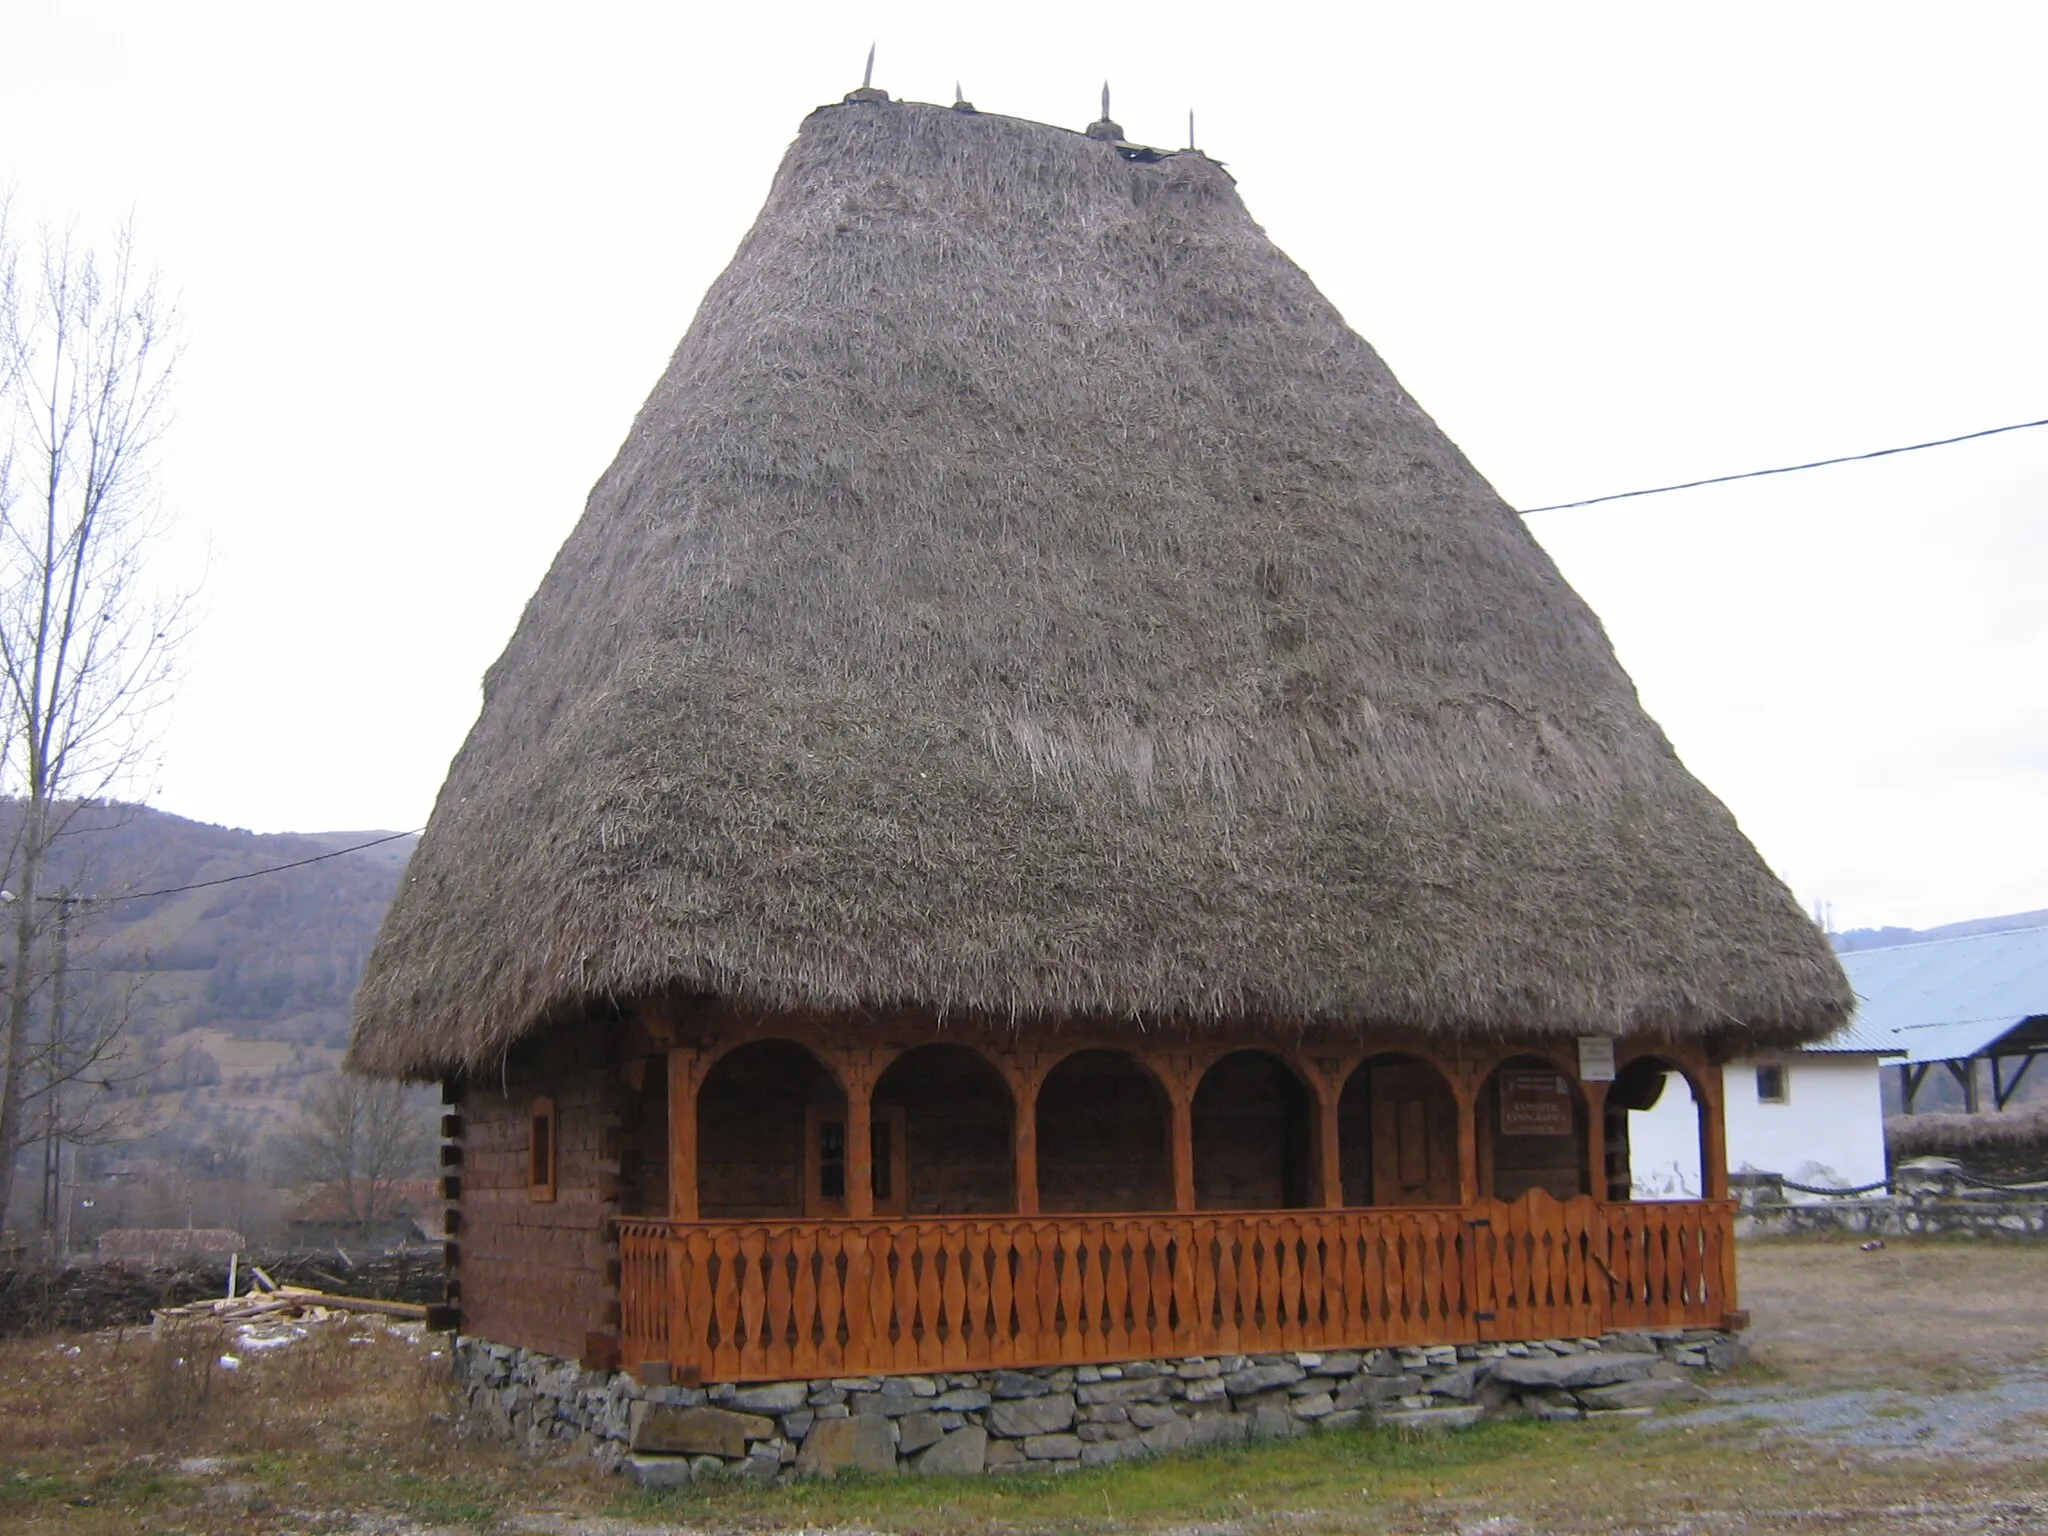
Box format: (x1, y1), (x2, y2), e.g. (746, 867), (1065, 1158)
(1499, 1070), (1574, 1137)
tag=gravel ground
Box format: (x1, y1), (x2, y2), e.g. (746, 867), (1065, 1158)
(1653, 1369), (2048, 1456)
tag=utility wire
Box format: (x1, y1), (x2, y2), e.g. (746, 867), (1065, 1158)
(83, 827), (423, 905)
(19, 418), (2044, 907)
(1519, 415), (2048, 514)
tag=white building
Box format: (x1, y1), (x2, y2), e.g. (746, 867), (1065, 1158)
(1627, 919), (2048, 1199)
(1625, 1020), (1896, 1200)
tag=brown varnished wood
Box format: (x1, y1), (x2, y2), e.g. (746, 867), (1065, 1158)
(666, 1049), (702, 1221)
(618, 1194), (1736, 1379)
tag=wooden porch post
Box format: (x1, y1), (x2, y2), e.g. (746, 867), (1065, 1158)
(1582, 1080), (1609, 1201)
(844, 1056), (875, 1219)
(1012, 1069), (1041, 1216)
(1455, 1070), (1481, 1207)
(1314, 1073), (1344, 1208)
(1698, 1064), (1730, 1200)
(1163, 1059), (1198, 1213)
(667, 1047), (703, 1221)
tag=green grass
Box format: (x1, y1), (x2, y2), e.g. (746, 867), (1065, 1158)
(597, 1413), (2044, 1535)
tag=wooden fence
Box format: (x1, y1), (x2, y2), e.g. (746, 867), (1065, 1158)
(616, 1191), (1736, 1381)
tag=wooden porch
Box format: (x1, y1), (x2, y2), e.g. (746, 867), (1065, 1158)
(592, 1008), (1741, 1379)
(617, 1191), (1737, 1380)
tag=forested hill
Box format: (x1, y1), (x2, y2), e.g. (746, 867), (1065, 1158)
(1832, 908), (2048, 953)
(0, 801), (414, 1054)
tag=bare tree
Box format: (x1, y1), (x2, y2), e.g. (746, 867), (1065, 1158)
(275, 1072), (438, 1233)
(0, 204), (187, 1233)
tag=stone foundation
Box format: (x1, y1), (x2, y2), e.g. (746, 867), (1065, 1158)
(452, 1329), (1745, 1484)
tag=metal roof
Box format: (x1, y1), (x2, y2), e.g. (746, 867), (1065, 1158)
(1797, 1011), (1908, 1056)
(1835, 925), (2048, 1064)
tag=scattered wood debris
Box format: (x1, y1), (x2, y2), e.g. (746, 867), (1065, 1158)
(153, 1284), (427, 1326)
(1, 1248), (442, 1337)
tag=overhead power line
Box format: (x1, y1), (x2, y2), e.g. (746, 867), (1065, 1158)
(13, 414), (2043, 910)
(86, 827), (423, 905)
(1519, 415), (2048, 515)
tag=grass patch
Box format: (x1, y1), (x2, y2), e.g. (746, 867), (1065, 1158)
(602, 1414), (2048, 1535)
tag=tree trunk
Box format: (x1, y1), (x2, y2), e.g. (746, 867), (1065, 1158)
(0, 798), (46, 1232)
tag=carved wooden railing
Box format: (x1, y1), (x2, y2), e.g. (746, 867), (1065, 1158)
(616, 1192), (1737, 1380)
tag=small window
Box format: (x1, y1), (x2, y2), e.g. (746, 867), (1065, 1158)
(1755, 1064), (1789, 1105)
(529, 1095), (558, 1200)
(817, 1119), (846, 1201)
(870, 1117), (892, 1203)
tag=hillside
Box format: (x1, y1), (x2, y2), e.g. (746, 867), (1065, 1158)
(0, 802), (416, 1206)
(6, 801), (414, 1053)
(1833, 908), (2048, 953)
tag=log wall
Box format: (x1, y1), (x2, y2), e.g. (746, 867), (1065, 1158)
(450, 1028), (623, 1365)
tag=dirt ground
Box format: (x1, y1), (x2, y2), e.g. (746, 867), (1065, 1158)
(1744, 1236), (2048, 1380)
(2, 1237), (2045, 1536)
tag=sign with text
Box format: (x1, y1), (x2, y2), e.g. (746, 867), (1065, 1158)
(1577, 1035), (1616, 1082)
(1499, 1070), (1575, 1137)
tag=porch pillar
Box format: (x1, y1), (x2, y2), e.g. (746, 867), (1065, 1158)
(1583, 1079), (1609, 1202)
(844, 1060), (875, 1219)
(1167, 1071), (1197, 1213)
(666, 1047), (703, 1221)
(1314, 1074), (1344, 1208)
(1698, 1065), (1730, 1200)
(1012, 1070), (1041, 1216)
(1455, 1071), (1481, 1206)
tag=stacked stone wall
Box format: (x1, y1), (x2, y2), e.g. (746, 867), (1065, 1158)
(1734, 1167), (2048, 1239)
(453, 1329), (1743, 1485)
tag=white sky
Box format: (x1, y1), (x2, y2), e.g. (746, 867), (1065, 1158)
(2, 0), (2042, 933)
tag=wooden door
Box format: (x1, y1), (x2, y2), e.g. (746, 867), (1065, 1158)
(1370, 1062), (1460, 1205)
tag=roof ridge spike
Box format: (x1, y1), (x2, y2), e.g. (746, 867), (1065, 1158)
(1086, 80), (1123, 141)
(845, 42), (888, 104)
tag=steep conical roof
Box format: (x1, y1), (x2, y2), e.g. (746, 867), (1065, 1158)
(350, 96), (1850, 1077)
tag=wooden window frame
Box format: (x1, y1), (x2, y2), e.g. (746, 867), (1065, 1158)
(869, 1105), (909, 1218)
(529, 1095), (558, 1201)
(804, 1105), (849, 1218)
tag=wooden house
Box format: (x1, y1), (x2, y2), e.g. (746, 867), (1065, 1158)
(349, 92), (1851, 1393)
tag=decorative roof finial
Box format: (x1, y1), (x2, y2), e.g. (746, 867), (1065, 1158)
(844, 42), (889, 103)
(1187, 110), (1195, 151)
(1086, 79), (1124, 142)
(953, 81), (976, 113)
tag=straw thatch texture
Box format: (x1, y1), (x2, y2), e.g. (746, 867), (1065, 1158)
(350, 98), (1849, 1078)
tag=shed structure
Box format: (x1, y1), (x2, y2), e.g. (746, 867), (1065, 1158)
(1840, 925), (2048, 1113)
(350, 91), (1851, 1384)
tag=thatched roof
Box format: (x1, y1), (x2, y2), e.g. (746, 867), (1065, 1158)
(350, 95), (1850, 1079)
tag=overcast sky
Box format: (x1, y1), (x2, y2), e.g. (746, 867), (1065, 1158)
(2, 0), (2042, 933)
